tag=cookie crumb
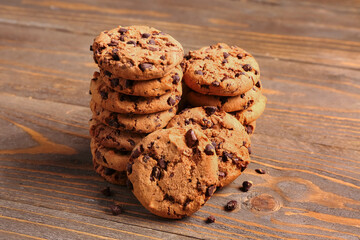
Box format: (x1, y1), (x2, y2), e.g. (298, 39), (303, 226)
(101, 186), (112, 196)
(240, 181), (253, 192)
(206, 215), (216, 223)
(225, 200), (238, 211)
(255, 169), (266, 174)
(110, 204), (123, 215)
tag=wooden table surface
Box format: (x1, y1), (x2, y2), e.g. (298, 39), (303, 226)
(0, 0), (359, 239)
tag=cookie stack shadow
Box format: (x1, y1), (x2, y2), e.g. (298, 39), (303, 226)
(183, 43), (267, 135)
(89, 26), (184, 185)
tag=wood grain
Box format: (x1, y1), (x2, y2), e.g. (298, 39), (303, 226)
(0, 0), (359, 239)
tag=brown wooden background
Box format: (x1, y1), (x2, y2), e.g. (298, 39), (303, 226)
(0, 0), (359, 239)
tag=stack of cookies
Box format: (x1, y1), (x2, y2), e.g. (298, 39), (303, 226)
(126, 106), (251, 219)
(89, 26), (184, 185)
(183, 43), (267, 135)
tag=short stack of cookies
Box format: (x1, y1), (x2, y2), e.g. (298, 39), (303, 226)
(183, 43), (267, 135)
(89, 26), (184, 185)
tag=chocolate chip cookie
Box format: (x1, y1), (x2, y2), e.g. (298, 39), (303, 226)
(90, 72), (182, 114)
(91, 138), (130, 172)
(166, 107), (251, 188)
(245, 121), (256, 135)
(100, 65), (183, 97)
(183, 43), (259, 96)
(186, 80), (262, 112)
(127, 127), (219, 219)
(89, 119), (145, 151)
(92, 26), (184, 80)
(90, 100), (177, 133)
(93, 157), (127, 185)
(233, 94), (267, 125)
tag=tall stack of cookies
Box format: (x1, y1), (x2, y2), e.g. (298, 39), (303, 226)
(183, 43), (266, 135)
(89, 26), (184, 185)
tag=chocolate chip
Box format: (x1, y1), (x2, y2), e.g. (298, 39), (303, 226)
(126, 40), (136, 46)
(240, 181), (253, 192)
(242, 64), (252, 72)
(90, 45), (93, 51)
(235, 72), (244, 77)
(225, 200), (238, 211)
(141, 33), (151, 38)
(112, 53), (120, 61)
(148, 46), (158, 51)
(103, 77), (115, 88)
(204, 144), (215, 155)
(212, 81), (220, 87)
(131, 148), (141, 159)
(237, 53), (244, 59)
(158, 157), (167, 169)
(222, 151), (233, 162)
(126, 162), (133, 174)
(110, 204), (123, 215)
(255, 169), (266, 174)
(172, 74), (180, 84)
(160, 55), (166, 60)
(245, 125), (253, 134)
(206, 215), (216, 223)
(118, 28), (128, 34)
(119, 35), (125, 42)
(151, 166), (161, 181)
(127, 139), (135, 146)
(139, 63), (153, 71)
(104, 71), (112, 77)
(240, 93), (245, 98)
(185, 129), (198, 148)
(99, 91), (108, 100)
(89, 90), (92, 95)
(194, 70), (203, 75)
(108, 39), (119, 46)
(254, 70), (258, 75)
(218, 171), (226, 178)
(211, 141), (217, 148)
(206, 185), (216, 197)
(167, 97), (176, 106)
(220, 97), (228, 105)
(222, 59), (228, 64)
(248, 147), (252, 155)
(148, 39), (156, 45)
(255, 81), (261, 88)
(204, 106), (217, 116)
(143, 155), (150, 163)
(126, 179), (133, 190)
(223, 52), (230, 58)
(101, 187), (112, 197)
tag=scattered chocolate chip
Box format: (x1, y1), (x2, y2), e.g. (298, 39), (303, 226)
(223, 52), (230, 58)
(108, 39), (119, 46)
(237, 53), (244, 59)
(240, 181), (253, 192)
(127, 139), (135, 146)
(99, 91), (108, 100)
(141, 33), (151, 38)
(254, 70), (258, 75)
(255, 169), (266, 174)
(126, 179), (133, 190)
(194, 70), (203, 75)
(167, 97), (176, 106)
(104, 167), (116, 176)
(225, 200), (238, 211)
(245, 125), (253, 134)
(148, 39), (156, 45)
(169, 172), (174, 177)
(89, 90), (92, 95)
(148, 46), (158, 51)
(151, 166), (161, 180)
(206, 185), (216, 197)
(139, 63), (153, 71)
(119, 35), (125, 42)
(242, 64), (252, 72)
(118, 28), (128, 34)
(204, 144), (215, 155)
(110, 204), (123, 215)
(112, 53), (120, 61)
(235, 72), (244, 77)
(158, 157), (167, 169)
(240, 93), (245, 98)
(101, 186), (112, 197)
(109, 78), (119, 88)
(222, 59), (228, 64)
(212, 81), (220, 87)
(255, 81), (261, 88)
(185, 129), (198, 148)
(131, 148), (141, 159)
(206, 215), (216, 223)
(143, 155), (150, 163)
(172, 74), (180, 84)
(222, 151), (233, 162)
(104, 71), (112, 77)
(126, 40), (136, 46)
(126, 162), (133, 174)
(220, 97), (228, 105)
(90, 45), (93, 51)
(204, 106), (217, 116)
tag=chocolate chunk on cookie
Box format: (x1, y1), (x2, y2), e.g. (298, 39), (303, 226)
(183, 43), (259, 96)
(127, 127), (218, 219)
(167, 107), (251, 188)
(92, 26), (184, 80)
(232, 95), (267, 124)
(90, 72), (182, 114)
(90, 100), (177, 133)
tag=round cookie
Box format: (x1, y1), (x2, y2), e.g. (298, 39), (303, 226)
(100, 65), (183, 97)
(91, 138), (130, 172)
(89, 119), (145, 151)
(233, 94), (267, 124)
(90, 72), (182, 114)
(90, 100), (177, 134)
(186, 80), (262, 112)
(127, 127), (219, 219)
(93, 157), (127, 185)
(167, 107), (250, 188)
(92, 25), (184, 80)
(244, 121), (256, 136)
(183, 43), (259, 96)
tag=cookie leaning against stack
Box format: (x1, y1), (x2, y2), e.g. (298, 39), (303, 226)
(89, 26), (184, 185)
(183, 43), (267, 135)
